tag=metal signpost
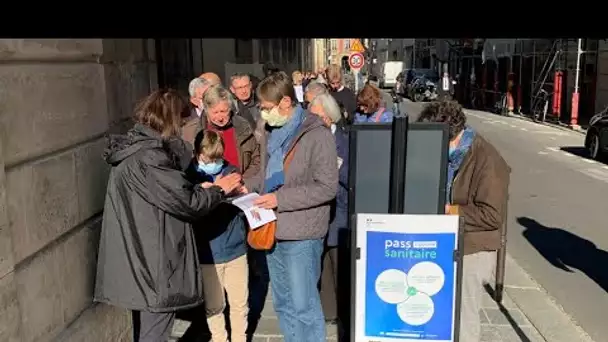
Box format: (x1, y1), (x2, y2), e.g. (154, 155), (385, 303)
(353, 213), (464, 342)
(349, 52), (365, 92)
(350, 40), (366, 92)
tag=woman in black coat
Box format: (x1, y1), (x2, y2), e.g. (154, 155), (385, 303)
(94, 89), (242, 342)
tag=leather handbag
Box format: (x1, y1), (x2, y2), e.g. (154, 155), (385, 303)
(247, 146), (297, 250)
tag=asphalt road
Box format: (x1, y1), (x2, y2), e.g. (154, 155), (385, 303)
(399, 98), (608, 341)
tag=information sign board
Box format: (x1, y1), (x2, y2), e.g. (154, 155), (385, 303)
(353, 214), (463, 342)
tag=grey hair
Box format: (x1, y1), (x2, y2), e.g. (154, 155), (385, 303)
(305, 81), (329, 98)
(188, 77), (209, 97)
(230, 73), (250, 85)
(202, 84), (238, 113)
(310, 93), (342, 124)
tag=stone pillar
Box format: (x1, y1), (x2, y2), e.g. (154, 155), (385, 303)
(0, 39), (156, 342)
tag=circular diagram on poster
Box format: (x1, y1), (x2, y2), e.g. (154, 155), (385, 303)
(374, 269), (409, 304)
(406, 261), (445, 296)
(396, 292), (435, 326)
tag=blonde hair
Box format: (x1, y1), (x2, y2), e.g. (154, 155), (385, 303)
(195, 129), (224, 160)
(292, 70), (303, 85)
(326, 64), (342, 83)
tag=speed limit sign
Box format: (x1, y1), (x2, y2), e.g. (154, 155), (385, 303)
(348, 52), (365, 71)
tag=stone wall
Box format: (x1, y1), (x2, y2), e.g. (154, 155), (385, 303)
(0, 39), (156, 342)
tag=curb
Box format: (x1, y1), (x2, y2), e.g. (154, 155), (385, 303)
(503, 254), (596, 342)
(505, 113), (587, 135)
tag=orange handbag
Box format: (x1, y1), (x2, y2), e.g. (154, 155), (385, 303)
(247, 147), (297, 250)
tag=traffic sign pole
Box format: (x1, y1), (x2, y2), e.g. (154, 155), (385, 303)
(349, 52), (365, 93)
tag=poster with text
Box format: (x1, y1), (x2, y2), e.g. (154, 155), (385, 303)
(365, 230), (456, 340)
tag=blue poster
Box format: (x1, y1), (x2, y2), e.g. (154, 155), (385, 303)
(365, 231), (456, 340)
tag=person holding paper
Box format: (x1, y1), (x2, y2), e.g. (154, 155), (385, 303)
(417, 100), (510, 342)
(185, 129), (249, 342)
(247, 71), (339, 342)
(94, 89), (243, 342)
(308, 93), (350, 329)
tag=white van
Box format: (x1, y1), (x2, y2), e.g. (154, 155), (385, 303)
(380, 61), (404, 89)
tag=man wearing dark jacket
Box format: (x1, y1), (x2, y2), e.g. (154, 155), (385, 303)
(417, 100), (510, 342)
(230, 73), (260, 128)
(327, 65), (357, 124)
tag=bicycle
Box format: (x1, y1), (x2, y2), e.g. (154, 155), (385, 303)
(532, 89), (552, 122)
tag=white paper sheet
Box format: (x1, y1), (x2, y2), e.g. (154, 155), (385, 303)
(231, 193), (277, 229)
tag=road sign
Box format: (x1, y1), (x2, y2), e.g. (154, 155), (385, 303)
(349, 52), (365, 71)
(351, 39), (366, 53)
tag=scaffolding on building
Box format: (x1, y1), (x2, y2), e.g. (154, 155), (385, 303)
(443, 38), (598, 126)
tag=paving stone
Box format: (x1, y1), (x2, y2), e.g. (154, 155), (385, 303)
(480, 325), (502, 342)
(481, 288), (518, 309)
(485, 307), (531, 327)
(494, 325), (545, 342)
(479, 309), (489, 324)
(253, 317), (282, 336)
(507, 287), (594, 342)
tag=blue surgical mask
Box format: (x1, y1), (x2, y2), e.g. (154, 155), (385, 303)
(197, 159), (224, 175)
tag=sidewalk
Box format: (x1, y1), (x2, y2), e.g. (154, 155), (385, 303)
(466, 107), (587, 136)
(168, 253), (594, 342)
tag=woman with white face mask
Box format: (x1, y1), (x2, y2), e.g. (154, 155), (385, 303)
(245, 71), (339, 342)
(307, 93), (350, 329)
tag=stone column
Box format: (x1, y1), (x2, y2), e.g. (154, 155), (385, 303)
(0, 39), (156, 342)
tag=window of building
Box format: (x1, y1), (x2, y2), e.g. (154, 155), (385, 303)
(272, 39), (281, 64)
(331, 39), (337, 53)
(343, 39), (351, 51)
(286, 39), (297, 64)
(235, 38), (253, 64)
(260, 39), (271, 62)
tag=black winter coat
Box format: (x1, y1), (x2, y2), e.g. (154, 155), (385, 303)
(94, 123), (225, 313)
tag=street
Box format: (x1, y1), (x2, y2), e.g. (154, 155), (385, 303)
(400, 98), (608, 341)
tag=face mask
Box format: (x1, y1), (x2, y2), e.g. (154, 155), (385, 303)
(261, 107), (290, 127)
(197, 159), (224, 175)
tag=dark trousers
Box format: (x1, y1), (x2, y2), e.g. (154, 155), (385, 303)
(132, 310), (175, 342)
(319, 231), (351, 325)
(319, 246), (339, 320)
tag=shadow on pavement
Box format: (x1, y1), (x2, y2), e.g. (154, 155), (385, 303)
(559, 146), (599, 162)
(518, 217), (608, 293)
(176, 250), (271, 342)
(484, 284), (532, 342)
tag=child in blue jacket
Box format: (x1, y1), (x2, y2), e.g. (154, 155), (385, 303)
(185, 129), (249, 342)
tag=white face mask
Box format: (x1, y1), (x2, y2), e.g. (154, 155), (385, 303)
(261, 107), (290, 127)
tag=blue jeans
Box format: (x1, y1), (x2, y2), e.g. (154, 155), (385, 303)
(266, 239), (326, 342)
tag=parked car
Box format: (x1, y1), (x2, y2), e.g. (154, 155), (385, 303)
(585, 105), (608, 160)
(397, 69), (440, 100)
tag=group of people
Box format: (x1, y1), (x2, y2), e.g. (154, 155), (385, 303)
(93, 62), (510, 342)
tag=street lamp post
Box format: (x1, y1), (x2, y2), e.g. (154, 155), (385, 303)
(570, 38), (583, 128)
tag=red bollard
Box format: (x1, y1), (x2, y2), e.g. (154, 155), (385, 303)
(553, 71), (563, 118)
(571, 92), (580, 127)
